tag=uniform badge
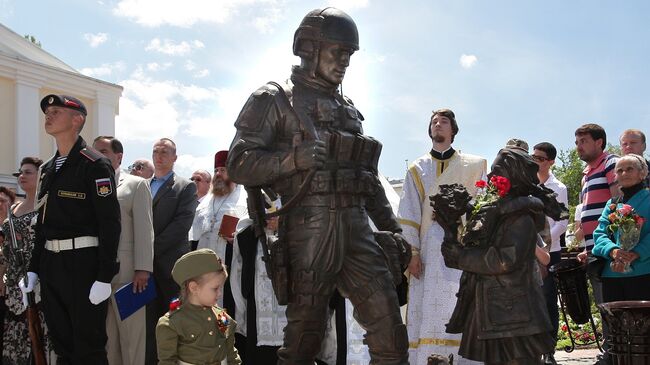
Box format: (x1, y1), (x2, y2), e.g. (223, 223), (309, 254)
(216, 311), (229, 334)
(95, 178), (112, 197)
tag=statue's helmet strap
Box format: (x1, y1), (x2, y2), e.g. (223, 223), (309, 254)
(293, 7), (359, 59)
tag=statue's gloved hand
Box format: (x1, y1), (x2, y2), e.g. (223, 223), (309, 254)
(392, 232), (412, 267)
(294, 141), (327, 171)
(441, 240), (462, 269)
(88, 281), (112, 305)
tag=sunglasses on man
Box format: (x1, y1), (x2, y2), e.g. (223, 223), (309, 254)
(128, 163), (145, 172)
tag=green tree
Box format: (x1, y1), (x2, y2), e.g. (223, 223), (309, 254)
(552, 148), (584, 221)
(23, 34), (42, 48)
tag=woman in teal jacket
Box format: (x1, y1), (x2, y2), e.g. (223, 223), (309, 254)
(592, 154), (650, 302)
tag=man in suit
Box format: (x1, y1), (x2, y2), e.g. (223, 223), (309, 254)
(145, 137), (198, 365)
(93, 136), (154, 365)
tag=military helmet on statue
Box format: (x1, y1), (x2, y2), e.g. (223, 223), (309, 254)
(293, 7), (359, 59)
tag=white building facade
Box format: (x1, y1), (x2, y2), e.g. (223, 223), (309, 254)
(0, 23), (122, 191)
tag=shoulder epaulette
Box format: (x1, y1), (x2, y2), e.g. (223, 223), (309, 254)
(80, 147), (104, 162)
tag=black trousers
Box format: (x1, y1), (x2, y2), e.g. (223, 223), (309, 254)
(602, 273), (650, 302)
(542, 251), (562, 343)
(40, 248), (108, 365)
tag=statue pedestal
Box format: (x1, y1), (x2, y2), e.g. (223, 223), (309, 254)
(598, 301), (650, 365)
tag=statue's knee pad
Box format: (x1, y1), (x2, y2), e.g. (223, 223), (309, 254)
(364, 317), (408, 354)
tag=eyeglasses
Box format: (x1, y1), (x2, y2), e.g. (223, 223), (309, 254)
(12, 170), (36, 177)
(128, 163), (145, 172)
(531, 155), (550, 162)
(190, 177), (203, 182)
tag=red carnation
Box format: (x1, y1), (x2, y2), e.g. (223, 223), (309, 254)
(475, 180), (487, 188)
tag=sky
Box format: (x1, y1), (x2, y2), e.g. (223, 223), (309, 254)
(2, 0), (650, 180)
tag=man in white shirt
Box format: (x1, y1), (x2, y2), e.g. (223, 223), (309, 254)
(532, 142), (569, 365)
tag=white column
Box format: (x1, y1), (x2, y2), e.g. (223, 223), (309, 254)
(93, 90), (120, 137)
(14, 74), (42, 166)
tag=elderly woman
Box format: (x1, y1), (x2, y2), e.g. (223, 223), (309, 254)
(592, 154), (650, 302)
(1, 157), (52, 364)
(441, 147), (567, 365)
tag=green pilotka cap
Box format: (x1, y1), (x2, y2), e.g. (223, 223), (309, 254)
(171, 248), (224, 285)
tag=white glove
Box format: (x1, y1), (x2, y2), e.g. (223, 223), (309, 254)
(21, 292), (29, 309)
(88, 281), (112, 305)
(18, 272), (38, 294)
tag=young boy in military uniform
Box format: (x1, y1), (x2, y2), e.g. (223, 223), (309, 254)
(156, 249), (241, 365)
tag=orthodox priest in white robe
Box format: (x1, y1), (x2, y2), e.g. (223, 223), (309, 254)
(398, 109), (487, 365)
(189, 150), (248, 309)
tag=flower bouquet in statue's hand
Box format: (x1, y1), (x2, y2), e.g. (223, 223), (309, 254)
(607, 203), (646, 273)
(430, 183), (473, 242)
(460, 176), (511, 247)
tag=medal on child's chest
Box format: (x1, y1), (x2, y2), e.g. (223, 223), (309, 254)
(216, 310), (229, 334)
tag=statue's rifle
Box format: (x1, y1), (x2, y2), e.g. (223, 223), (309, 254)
(7, 205), (47, 365)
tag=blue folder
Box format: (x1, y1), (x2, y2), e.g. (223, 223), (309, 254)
(114, 275), (157, 321)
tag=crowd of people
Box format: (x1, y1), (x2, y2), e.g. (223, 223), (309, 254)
(1, 6), (650, 365)
(0, 92), (647, 365)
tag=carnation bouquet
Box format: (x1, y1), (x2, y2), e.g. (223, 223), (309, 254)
(607, 203), (646, 272)
(460, 176), (511, 247)
(471, 176), (511, 216)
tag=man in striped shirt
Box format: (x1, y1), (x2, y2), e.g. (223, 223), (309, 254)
(575, 123), (619, 364)
(575, 124), (620, 253)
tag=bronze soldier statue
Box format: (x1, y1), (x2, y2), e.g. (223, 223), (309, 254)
(227, 7), (410, 365)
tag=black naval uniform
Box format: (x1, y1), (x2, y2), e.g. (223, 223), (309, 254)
(29, 136), (121, 365)
(228, 67), (408, 365)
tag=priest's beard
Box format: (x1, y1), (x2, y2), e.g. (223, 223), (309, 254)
(433, 134), (448, 144)
(212, 178), (233, 196)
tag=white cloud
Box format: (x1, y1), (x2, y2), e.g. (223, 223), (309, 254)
(459, 54), (478, 69)
(79, 61), (126, 77)
(83, 32), (109, 47)
(184, 60), (196, 71)
(146, 38), (204, 56)
(146, 62), (172, 71)
(115, 70), (228, 145)
(175, 153), (215, 177)
(326, 0), (369, 11)
(193, 69), (210, 78)
(114, 0), (258, 27)
(252, 7), (282, 34)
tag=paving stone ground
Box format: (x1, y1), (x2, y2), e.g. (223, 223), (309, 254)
(554, 348), (603, 365)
